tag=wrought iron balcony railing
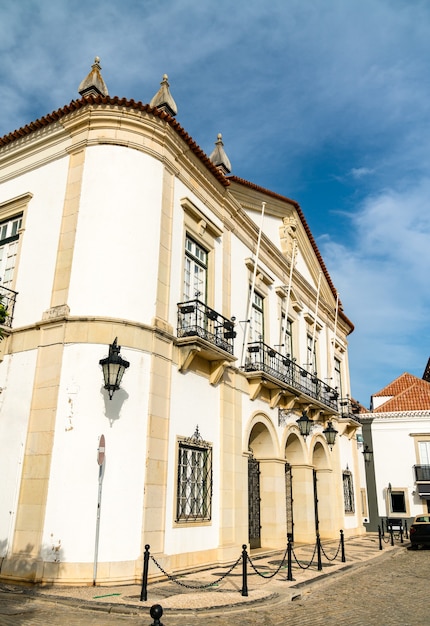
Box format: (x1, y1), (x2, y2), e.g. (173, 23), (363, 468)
(177, 299), (236, 355)
(414, 465), (430, 482)
(244, 340), (339, 411)
(0, 284), (17, 328)
(338, 396), (362, 421)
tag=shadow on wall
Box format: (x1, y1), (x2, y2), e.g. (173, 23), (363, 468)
(101, 386), (129, 427)
(0, 538), (65, 588)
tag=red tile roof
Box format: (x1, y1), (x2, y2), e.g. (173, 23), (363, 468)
(0, 97), (353, 333)
(0, 95), (230, 187)
(373, 372), (430, 412)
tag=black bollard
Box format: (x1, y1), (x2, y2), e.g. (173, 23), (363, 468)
(241, 544), (249, 597)
(389, 524), (394, 546)
(140, 544), (150, 602)
(400, 523), (404, 544)
(340, 529), (346, 563)
(287, 538), (294, 581)
(316, 533), (322, 571)
(405, 520), (409, 539)
(378, 525), (383, 550)
(150, 604), (164, 626)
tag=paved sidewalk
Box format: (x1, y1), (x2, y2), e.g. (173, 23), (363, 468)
(0, 533), (403, 616)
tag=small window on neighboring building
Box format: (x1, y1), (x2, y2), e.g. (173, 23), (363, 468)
(390, 491), (406, 514)
(176, 433), (213, 522)
(343, 471), (355, 513)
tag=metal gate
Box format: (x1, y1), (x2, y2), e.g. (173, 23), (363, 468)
(313, 468), (319, 533)
(285, 462), (294, 541)
(248, 455), (261, 549)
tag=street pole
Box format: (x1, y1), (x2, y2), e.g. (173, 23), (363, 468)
(93, 434), (106, 586)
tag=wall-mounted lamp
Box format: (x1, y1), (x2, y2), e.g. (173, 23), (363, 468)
(323, 421), (338, 450)
(363, 444), (373, 463)
(296, 410), (313, 439)
(99, 338), (130, 400)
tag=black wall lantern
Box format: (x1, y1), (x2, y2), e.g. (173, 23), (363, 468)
(99, 338), (130, 400)
(363, 444), (373, 463)
(323, 421), (338, 450)
(296, 410), (313, 439)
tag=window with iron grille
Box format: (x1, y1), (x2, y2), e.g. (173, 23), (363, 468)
(343, 471), (355, 513)
(176, 433), (212, 522)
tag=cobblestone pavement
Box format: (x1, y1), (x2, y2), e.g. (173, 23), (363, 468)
(0, 538), (428, 625)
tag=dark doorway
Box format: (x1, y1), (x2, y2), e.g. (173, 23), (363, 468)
(285, 462), (294, 541)
(248, 455), (261, 549)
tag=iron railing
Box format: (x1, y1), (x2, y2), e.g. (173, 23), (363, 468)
(414, 465), (430, 481)
(177, 299), (236, 355)
(244, 340), (339, 411)
(338, 396), (362, 420)
(0, 285), (17, 328)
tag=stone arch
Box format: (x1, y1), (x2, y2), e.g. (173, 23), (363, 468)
(311, 438), (335, 538)
(244, 412), (279, 459)
(244, 412), (283, 549)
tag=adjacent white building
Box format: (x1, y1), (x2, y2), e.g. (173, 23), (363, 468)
(0, 59), (366, 585)
(361, 369), (430, 531)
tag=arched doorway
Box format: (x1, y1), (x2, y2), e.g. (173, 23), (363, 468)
(284, 431), (308, 542)
(247, 419), (277, 549)
(311, 440), (333, 538)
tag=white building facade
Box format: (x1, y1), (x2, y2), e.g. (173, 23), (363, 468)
(0, 61), (366, 585)
(361, 372), (430, 531)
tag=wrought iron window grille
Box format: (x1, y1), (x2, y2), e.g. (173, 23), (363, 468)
(176, 426), (213, 522)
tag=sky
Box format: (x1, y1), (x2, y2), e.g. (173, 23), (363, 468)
(1, 0), (429, 407)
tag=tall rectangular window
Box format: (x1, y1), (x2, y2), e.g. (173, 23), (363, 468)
(334, 357), (342, 398)
(183, 235), (207, 302)
(307, 335), (317, 372)
(0, 214), (22, 288)
(176, 440), (213, 522)
(250, 291), (264, 342)
(419, 441), (430, 465)
(280, 314), (293, 358)
(343, 472), (355, 513)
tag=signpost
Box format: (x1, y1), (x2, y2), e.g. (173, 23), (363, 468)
(93, 434), (105, 586)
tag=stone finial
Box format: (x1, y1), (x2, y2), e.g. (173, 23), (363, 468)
(209, 133), (232, 175)
(150, 74), (177, 117)
(78, 57), (109, 98)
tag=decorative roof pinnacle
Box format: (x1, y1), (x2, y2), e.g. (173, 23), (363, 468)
(209, 133), (232, 174)
(150, 74), (177, 117)
(78, 56), (109, 98)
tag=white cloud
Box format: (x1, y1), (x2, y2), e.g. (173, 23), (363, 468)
(349, 168), (374, 180)
(321, 179), (430, 403)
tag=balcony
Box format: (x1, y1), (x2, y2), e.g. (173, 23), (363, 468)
(244, 340), (339, 411)
(414, 465), (430, 482)
(177, 299), (237, 382)
(0, 285), (18, 329)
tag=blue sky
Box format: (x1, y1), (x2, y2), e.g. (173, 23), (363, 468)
(1, 0), (430, 406)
